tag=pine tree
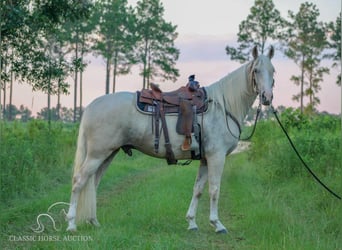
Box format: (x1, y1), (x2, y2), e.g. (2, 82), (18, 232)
(135, 0), (179, 89)
(326, 13), (341, 86)
(283, 2), (329, 113)
(225, 0), (286, 63)
(92, 0), (136, 94)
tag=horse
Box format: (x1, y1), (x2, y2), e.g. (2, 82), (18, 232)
(66, 46), (275, 233)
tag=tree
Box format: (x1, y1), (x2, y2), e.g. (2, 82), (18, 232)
(135, 0), (179, 89)
(0, 0), (92, 122)
(92, 0), (136, 94)
(59, 106), (74, 122)
(19, 105), (32, 122)
(37, 105), (78, 123)
(62, 17), (93, 122)
(326, 13), (341, 86)
(225, 0), (286, 63)
(283, 2), (329, 114)
(0, 0), (30, 120)
(3, 104), (19, 119)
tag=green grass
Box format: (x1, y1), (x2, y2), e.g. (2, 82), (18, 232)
(2, 151), (341, 250)
(1, 115), (341, 249)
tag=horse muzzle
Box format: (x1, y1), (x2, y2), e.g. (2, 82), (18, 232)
(261, 91), (273, 106)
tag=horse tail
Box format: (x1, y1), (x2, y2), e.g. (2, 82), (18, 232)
(72, 125), (97, 225)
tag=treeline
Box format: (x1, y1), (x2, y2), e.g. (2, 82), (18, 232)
(0, 0), (179, 122)
(0, 0), (340, 123)
(1, 103), (80, 123)
(226, 0), (340, 114)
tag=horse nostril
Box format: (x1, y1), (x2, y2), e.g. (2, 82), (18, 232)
(262, 92), (266, 101)
(261, 91), (272, 106)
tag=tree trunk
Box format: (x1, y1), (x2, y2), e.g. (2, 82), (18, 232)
(74, 34), (79, 123)
(309, 71), (313, 108)
(142, 39), (149, 89)
(8, 64), (13, 121)
(47, 62), (51, 128)
(80, 66), (83, 116)
(57, 78), (61, 121)
(2, 55), (6, 120)
(300, 55), (305, 114)
(79, 33), (85, 118)
(147, 50), (151, 89)
(48, 86), (51, 125)
(105, 56), (110, 94)
(112, 51), (118, 93)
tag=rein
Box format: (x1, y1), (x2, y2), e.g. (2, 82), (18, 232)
(271, 106), (341, 200)
(226, 103), (262, 141)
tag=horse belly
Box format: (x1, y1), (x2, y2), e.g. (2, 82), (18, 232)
(82, 92), (191, 160)
(128, 112), (192, 160)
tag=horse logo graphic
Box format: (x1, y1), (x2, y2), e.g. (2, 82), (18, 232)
(31, 202), (70, 233)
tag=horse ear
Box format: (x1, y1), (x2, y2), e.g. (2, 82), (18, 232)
(268, 45), (274, 59)
(252, 46), (258, 60)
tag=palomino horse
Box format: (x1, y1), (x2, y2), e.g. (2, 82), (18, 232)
(66, 46), (275, 233)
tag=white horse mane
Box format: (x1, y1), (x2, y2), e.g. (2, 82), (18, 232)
(207, 55), (274, 125)
(207, 60), (257, 125)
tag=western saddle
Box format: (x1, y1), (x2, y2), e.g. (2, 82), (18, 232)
(137, 75), (207, 164)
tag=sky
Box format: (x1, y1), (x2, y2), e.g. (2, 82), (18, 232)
(9, 0), (342, 116)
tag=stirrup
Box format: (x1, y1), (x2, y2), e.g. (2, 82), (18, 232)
(181, 137), (192, 151)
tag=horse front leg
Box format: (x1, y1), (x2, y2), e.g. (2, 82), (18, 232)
(207, 154), (228, 234)
(186, 159), (208, 231)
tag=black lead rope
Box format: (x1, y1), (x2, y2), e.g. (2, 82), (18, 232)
(271, 106), (341, 200)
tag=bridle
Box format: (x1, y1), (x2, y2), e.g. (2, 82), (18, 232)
(251, 59), (275, 95)
(225, 59), (274, 141)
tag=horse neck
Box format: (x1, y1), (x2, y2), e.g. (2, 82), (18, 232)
(208, 62), (257, 125)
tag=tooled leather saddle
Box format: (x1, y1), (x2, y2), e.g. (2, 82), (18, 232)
(138, 84), (207, 113)
(137, 82), (208, 164)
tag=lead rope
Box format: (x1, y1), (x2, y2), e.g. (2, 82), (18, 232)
(271, 106), (341, 200)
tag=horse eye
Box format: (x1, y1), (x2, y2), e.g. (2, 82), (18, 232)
(254, 68), (259, 73)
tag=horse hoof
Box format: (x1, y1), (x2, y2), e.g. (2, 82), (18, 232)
(87, 218), (100, 227)
(188, 227), (198, 232)
(216, 228), (228, 234)
(66, 226), (77, 232)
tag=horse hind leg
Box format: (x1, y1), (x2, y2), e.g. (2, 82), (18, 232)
(95, 150), (119, 187)
(186, 159), (208, 231)
(66, 157), (106, 231)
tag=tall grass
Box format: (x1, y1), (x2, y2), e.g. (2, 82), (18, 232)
(0, 120), (77, 204)
(245, 109), (342, 249)
(249, 109), (341, 180)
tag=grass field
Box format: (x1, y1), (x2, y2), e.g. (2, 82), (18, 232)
(1, 115), (341, 249)
(1, 151), (341, 250)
